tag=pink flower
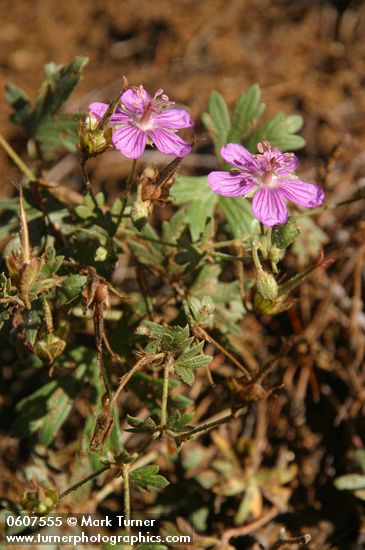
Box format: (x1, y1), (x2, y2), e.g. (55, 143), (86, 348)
(208, 141), (325, 227)
(89, 86), (194, 160)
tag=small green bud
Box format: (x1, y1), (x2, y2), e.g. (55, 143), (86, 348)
(79, 114), (110, 157)
(34, 334), (66, 365)
(131, 200), (151, 232)
(36, 503), (47, 515)
(256, 269), (278, 301)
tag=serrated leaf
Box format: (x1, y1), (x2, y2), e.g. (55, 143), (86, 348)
(174, 364), (195, 386)
(202, 91), (231, 156)
(248, 112), (305, 152)
(125, 416), (157, 433)
(33, 56), (88, 127)
(35, 114), (79, 153)
(166, 410), (195, 432)
(5, 83), (32, 128)
(137, 321), (166, 340)
(130, 465), (169, 491)
(227, 84), (265, 144)
(6, 57), (88, 143)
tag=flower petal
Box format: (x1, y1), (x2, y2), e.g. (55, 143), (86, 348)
(208, 171), (256, 197)
(149, 128), (191, 157)
(220, 143), (259, 171)
(252, 188), (288, 226)
(88, 102), (109, 119)
(152, 108), (194, 129)
(278, 178), (325, 208)
(112, 125), (147, 159)
(109, 109), (130, 125)
(277, 152), (298, 174)
(121, 87), (151, 115)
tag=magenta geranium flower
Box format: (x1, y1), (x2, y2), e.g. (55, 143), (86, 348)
(208, 141), (325, 226)
(89, 86), (194, 160)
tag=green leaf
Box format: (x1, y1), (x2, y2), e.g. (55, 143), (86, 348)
(174, 241), (206, 274)
(11, 367), (84, 442)
(130, 465), (169, 491)
(166, 410), (194, 432)
(202, 91), (231, 156)
(35, 114), (79, 153)
(334, 474), (365, 491)
(174, 364), (195, 386)
(0, 310), (10, 330)
(227, 84), (265, 144)
(6, 56), (88, 145)
(128, 225), (164, 267)
(219, 196), (254, 237)
(59, 275), (88, 304)
(184, 193), (218, 241)
(248, 112), (305, 152)
(125, 415), (157, 433)
(188, 296), (215, 325)
(5, 83), (32, 128)
(172, 176), (212, 203)
(271, 217), (301, 249)
(38, 386), (74, 445)
(32, 57), (88, 128)
(11, 381), (58, 438)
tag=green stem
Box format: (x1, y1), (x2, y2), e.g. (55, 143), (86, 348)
(123, 464), (131, 540)
(265, 227), (272, 256)
(80, 158), (99, 209)
(251, 244), (263, 272)
(0, 132), (36, 181)
(117, 159), (137, 226)
(211, 236), (251, 249)
(294, 193), (364, 218)
(118, 228), (178, 247)
(59, 465), (110, 500)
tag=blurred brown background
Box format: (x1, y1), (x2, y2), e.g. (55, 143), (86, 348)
(1, 0), (365, 177)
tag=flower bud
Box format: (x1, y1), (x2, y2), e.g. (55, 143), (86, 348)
(79, 114), (110, 157)
(131, 200), (151, 231)
(256, 269), (278, 301)
(34, 334), (66, 365)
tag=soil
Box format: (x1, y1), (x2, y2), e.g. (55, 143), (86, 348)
(1, 0), (365, 548)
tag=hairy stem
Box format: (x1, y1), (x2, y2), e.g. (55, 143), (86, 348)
(117, 159), (137, 225)
(80, 158), (99, 208)
(175, 408), (246, 444)
(122, 464), (131, 543)
(0, 133), (36, 181)
(59, 465), (110, 500)
(160, 356), (171, 429)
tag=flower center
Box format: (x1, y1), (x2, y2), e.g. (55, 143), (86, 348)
(133, 88), (174, 131)
(262, 169), (278, 188)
